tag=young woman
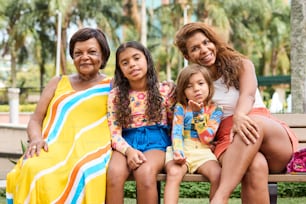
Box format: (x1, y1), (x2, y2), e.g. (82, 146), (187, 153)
(164, 64), (223, 204)
(174, 22), (298, 204)
(106, 41), (176, 204)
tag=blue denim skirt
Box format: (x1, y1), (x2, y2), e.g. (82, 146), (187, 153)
(123, 124), (171, 152)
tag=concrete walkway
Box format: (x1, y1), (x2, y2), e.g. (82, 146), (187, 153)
(0, 113), (30, 190)
(0, 158), (14, 180)
(0, 112), (31, 125)
(0, 113), (28, 181)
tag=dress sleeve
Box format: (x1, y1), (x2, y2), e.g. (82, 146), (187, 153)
(193, 105), (223, 145)
(171, 104), (185, 157)
(107, 89), (130, 155)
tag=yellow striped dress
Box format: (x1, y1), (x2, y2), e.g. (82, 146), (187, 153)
(6, 76), (112, 204)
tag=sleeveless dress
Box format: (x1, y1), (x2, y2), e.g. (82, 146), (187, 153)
(6, 76), (112, 204)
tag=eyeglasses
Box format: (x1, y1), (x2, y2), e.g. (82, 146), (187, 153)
(73, 51), (100, 59)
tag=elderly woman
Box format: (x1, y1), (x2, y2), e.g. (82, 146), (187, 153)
(6, 27), (112, 203)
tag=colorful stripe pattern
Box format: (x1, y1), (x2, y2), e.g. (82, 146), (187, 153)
(6, 76), (112, 204)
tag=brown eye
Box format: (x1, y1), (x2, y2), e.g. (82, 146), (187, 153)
(73, 52), (82, 58)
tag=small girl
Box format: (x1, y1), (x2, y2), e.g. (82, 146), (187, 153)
(106, 41), (176, 204)
(164, 64), (223, 203)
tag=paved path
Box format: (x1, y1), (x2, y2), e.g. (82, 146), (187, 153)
(0, 113), (31, 125)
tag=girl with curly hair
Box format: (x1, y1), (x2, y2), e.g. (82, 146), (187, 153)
(106, 41), (176, 204)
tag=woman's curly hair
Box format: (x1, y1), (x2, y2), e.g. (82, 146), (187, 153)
(175, 22), (247, 90)
(113, 41), (163, 127)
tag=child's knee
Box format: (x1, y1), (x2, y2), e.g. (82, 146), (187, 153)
(166, 164), (185, 178)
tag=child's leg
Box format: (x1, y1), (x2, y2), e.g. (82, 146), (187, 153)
(106, 151), (130, 204)
(133, 150), (165, 204)
(164, 160), (188, 204)
(196, 160), (221, 200)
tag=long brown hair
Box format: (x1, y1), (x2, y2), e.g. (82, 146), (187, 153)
(176, 64), (214, 106)
(113, 41), (163, 127)
(175, 22), (246, 90)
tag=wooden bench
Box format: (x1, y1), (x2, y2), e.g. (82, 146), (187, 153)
(128, 113), (306, 204)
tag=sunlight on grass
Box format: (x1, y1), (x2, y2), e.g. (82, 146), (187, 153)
(123, 197), (306, 204)
(0, 193), (305, 204)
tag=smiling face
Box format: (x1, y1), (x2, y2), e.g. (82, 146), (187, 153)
(185, 31), (217, 68)
(184, 72), (210, 104)
(117, 47), (148, 83)
(73, 38), (103, 78)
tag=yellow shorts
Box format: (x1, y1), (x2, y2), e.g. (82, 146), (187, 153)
(166, 139), (217, 173)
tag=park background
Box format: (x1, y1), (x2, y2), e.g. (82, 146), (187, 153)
(0, 0), (306, 202)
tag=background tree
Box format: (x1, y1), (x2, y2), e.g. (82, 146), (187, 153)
(0, 0), (295, 105)
(29, 0), (57, 92)
(290, 0), (306, 113)
(0, 0), (32, 88)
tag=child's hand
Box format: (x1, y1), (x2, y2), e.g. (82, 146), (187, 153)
(173, 151), (186, 165)
(126, 147), (147, 170)
(188, 100), (203, 112)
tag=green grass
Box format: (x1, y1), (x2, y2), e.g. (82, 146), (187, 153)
(125, 197), (306, 204)
(1, 196), (305, 204)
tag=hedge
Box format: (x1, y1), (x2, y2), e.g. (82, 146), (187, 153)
(124, 181), (306, 198)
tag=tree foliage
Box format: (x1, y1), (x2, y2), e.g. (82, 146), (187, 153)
(0, 0), (291, 88)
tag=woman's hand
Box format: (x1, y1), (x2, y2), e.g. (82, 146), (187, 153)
(231, 113), (259, 145)
(25, 138), (48, 158)
(173, 151), (186, 165)
(126, 147), (147, 170)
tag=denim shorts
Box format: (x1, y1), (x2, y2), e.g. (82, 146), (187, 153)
(123, 124), (171, 152)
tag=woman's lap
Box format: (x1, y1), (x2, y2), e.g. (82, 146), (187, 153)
(215, 107), (297, 172)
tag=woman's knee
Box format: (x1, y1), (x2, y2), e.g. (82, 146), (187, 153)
(21, 158), (41, 175)
(248, 153), (268, 174)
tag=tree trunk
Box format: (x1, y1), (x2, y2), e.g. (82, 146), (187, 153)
(140, 0), (147, 46)
(10, 47), (17, 88)
(290, 0), (306, 113)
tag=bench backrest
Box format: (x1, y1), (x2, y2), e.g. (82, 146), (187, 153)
(273, 113), (306, 149)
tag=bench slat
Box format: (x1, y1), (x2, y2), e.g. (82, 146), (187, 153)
(298, 143), (306, 149)
(154, 173), (306, 183)
(273, 114), (306, 127)
(291, 128), (306, 142)
(268, 174), (306, 182)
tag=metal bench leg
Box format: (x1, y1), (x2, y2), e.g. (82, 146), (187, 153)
(268, 182), (277, 204)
